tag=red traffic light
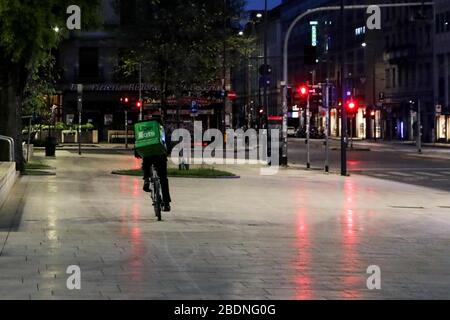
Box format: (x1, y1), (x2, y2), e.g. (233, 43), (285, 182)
(347, 101), (356, 110)
(298, 85), (309, 97)
(136, 101), (142, 108)
(227, 91), (237, 101)
(371, 110), (376, 117)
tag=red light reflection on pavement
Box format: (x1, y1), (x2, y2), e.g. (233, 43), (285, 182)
(119, 176), (140, 199)
(133, 158), (142, 170)
(132, 178), (140, 198)
(118, 204), (146, 285)
(129, 204), (145, 283)
(347, 160), (360, 168)
(340, 180), (362, 299)
(294, 208), (313, 300)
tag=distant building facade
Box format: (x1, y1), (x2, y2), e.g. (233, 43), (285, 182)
(434, 0), (450, 143)
(56, 0), (227, 142)
(233, 0), (443, 143)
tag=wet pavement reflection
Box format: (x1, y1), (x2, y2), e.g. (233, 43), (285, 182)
(1, 151), (450, 299)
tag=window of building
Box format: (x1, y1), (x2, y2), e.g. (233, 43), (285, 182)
(436, 14), (440, 34)
(357, 63), (364, 75)
(418, 64), (423, 86)
(438, 54), (445, 77)
(444, 11), (450, 32)
(355, 26), (366, 36)
(425, 63), (432, 86)
(386, 69), (391, 88)
(439, 77), (445, 103)
(78, 47), (99, 80)
(392, 68), (396, 88)
(405, 67), (409, 88)
(120, 0), (137, 26)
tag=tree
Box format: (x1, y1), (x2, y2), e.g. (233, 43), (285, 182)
(0, 0), (100, 170)
(117, 0), (247, 118)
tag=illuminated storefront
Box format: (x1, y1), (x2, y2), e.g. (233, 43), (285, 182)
(436, 114), (450, 142)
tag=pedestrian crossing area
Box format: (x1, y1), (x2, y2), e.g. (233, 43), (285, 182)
(356, 169), (450, 189)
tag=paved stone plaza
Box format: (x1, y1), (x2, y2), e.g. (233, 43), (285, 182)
(1, 150), (450, 300)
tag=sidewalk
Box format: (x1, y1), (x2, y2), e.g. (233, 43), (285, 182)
(1, 150), (450, 299)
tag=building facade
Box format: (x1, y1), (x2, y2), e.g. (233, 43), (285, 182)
(56, 0), (228, 142)
(434, 0), (450, 143)
(233, 0), (443, 143)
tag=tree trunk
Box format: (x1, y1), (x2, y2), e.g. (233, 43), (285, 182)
(0, 69), (25, 172)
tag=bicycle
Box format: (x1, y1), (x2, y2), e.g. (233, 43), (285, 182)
(149, 164), (163, 221)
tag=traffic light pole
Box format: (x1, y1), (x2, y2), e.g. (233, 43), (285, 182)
(340, 0), (348, 176)
(306, 90), (311, 169)
(350, 117), (354, 150)
(325, 83), (330, 173)
(263, 0), (269, 123)
(77, 84), (83, 156)
(125, 110), (129, 150)
(139, 63), (143, 121)
(281, 2), (434, 170)
(417, 99), (422, 154)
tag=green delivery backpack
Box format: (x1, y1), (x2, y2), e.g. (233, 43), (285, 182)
(134, 120), (167, 157)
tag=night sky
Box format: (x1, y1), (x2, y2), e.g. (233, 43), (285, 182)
(246, 0), (282, 10)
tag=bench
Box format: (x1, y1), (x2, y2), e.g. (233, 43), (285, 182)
(0, 162), (18, 210)
(108, 130), (135, 143)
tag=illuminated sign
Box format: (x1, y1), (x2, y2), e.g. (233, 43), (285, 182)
(310, 21), (318, 47)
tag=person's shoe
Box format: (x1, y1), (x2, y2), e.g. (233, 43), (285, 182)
(163, 204), (171, 212)
(143, 179), (151, 193)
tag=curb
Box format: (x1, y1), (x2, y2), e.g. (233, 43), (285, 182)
(111, 171), (240, 180)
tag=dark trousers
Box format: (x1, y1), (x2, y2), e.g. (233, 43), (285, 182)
(143, 155), (172, 204)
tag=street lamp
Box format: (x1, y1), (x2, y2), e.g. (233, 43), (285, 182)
(53, 26), (60, 33)
(256, 13), (263, 19)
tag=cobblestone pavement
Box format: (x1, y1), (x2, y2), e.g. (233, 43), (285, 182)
(1, 150), (450, 300)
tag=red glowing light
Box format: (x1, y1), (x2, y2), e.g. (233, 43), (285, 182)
(298, 85), (308, 96)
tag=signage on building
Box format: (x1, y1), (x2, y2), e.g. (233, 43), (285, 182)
(310, 21), (318, 47)
(167, 110), (214, 116)
(68, 83), (223, 93)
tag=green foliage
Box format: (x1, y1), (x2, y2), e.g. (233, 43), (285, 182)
(0, 0), (101, 73)
(117, 0), (247, 96)
(22, 57), (57, 117)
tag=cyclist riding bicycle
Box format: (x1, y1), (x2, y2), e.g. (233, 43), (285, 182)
(135, 116), (172, 212)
